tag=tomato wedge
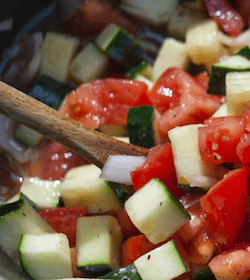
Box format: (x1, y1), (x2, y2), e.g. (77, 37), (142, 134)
(130, 142), (184, 198)
(203, 0), (245, 36)
(148, 68), (221, 141)
(59, 78), (150, 129)
(39, 207), (87, 247)
(198, 116), (245, 164)
(200, 168), (249, 247)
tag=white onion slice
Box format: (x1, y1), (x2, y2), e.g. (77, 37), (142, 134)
(100, 155), (147, 185)
(189, 175), (219, 190)
(218, 28), (250, 48)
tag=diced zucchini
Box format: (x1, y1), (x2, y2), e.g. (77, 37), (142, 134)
(40, 32), (80, 83)
(76, 215), (123, 277)
(20, 177), (61, 210)
(212, 103), (228, 117)
(125, 178), (190, 245)
(95, 23), (145, 69)
(126, 60), (153, 80)
(127, 105), (161, 148)
(134, 239), (189, 280)
(102, 264), (142, 279)
(207, 46), (250, 96)
(167, 4), (207, 40)
(186, 20), (225, 70)
(14, 124), (44, 146)
(168, 124), (227, 191)
(0, 193), (55, 262)
(120, 0), (179, 26)
(226, 71), (250, 116)
(19, 233), (73, 280)
(152, 38), (189, 81)
(98, 124), (128, 137)
(60, 164), (124, 213)
(69, 42), (110, 84)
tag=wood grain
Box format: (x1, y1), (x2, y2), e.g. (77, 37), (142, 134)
(0, 81), (148, 168)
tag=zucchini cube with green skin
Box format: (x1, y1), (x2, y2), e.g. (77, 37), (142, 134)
(101, 264), (142, 279)
(226, 71), (250, 116)
(134, 239), (189, 280)
(20, 177), (61, 210)
(60, 164), (123, 214)
(19, 233), (73, 280)
(125, 178), (190, 245)
(95, 23), (145, 69)
(69, 42), (110, 84)
(0, 194), (55, 263)
(76, 215), (123, 277)
(127, 105), (161, 148)
(208, 46), (250, 96)
(168, 124), (227, 191)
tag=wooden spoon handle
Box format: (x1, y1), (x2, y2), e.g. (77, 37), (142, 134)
(0, 81), (148, 168)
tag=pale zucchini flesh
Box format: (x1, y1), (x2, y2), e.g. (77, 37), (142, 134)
(125, 178), (190, 245)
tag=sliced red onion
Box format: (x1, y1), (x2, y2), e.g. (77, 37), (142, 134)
(0, 114), (38, 163)
(189, 175), (219, 191)
(218, 28), (250, 48)
(100, 155), (147, 185)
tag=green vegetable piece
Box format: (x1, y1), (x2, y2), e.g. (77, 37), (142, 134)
(100, 264), (142, 280)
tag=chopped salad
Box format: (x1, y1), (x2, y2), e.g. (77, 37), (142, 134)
(1, 0), (250, 279)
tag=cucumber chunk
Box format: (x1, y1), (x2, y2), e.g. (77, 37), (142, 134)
(60, 164), (123, 213)
(69, 42), (110, 84)
(208, 46), (250, 96)
(20, 177), (61, 210)
(76, 215), (123, 277)
(95, 23), (145, 69)
(101, 264), (142, 279)
(19, 233), (73, 280)
(125, 178), (190, 244)
(134, 239), (189, 280)
(127, 105), (161, 148)
(0, 193), (55, 262)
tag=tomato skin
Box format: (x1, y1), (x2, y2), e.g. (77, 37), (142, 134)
(198, 116), (245, 164)
(151, 68), (221, 141)
(130, 142), (184, 198)
(25, 141), (88, 180)
(177, 202), (207, 244)
(39, 207), (87, 247)
(203, 0), (245, 36)
(209, 245), (250, 280)
(117, 208), (141, 238)
(200, 168), (249, 247)
(59, 78), (149, 129)
(122, 234), (160, 266)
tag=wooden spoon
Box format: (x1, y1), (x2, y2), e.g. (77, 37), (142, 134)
(0, 81), (148, 168)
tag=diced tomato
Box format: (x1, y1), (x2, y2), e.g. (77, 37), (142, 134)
(177, 202), (207, 244)
(39, 207), (87, 247)
(188, 228), (215, 264)
(130, 142), (184, 198)
(235, 0), (250, 23)
(117, 208), (141, 238)
(203, 0), (245, 36)
(237, 134), (250, 176)
(200, 168), (249, 247)
(195, 71), (209, 90)
(122, 234), (160, 266)
(148, 68), (221, 141)
(25, 141), (88, 180)
(198, 116), (246, 164)
(63, 0), (141, 37)
(59, 78), (150, 129)
(209, 245), (250, 280)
